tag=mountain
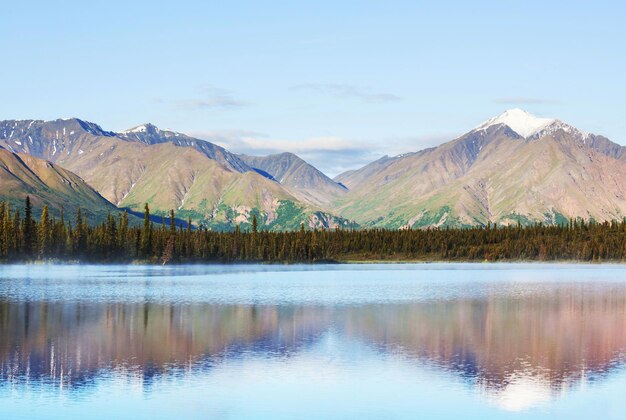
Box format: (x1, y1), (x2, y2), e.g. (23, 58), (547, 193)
(119, 123), (251, 173)
(0, 147), (119, 223)
(0, 119), (353, 230)
(121, 126), (348, 206)
(68, 140), (349, 230)
(239, 152), (347, 207)
(0, 118), (115, 165)
(7, 110), (626, 231)
(0, 119), (252, 174)
(332, 109), (626, 228)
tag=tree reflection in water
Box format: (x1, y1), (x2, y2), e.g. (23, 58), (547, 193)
(2, 283), (626, 411)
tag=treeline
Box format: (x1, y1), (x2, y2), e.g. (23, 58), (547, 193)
(2, 197), (626, 263)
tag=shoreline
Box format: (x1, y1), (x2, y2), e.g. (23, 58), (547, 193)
(1, 258), (626, 266)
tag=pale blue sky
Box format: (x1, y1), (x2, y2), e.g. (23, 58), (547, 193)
(1, 1), (625, 176)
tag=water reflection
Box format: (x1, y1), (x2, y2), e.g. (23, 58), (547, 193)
(2, 284), (626, 412)
(0, 302), (332, 389)
(342, 288), (626, 410)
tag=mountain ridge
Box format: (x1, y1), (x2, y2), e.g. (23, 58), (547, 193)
(3, 110), (626, 230)
(0, 118), (354, 230)
(239, 152), (347, 207)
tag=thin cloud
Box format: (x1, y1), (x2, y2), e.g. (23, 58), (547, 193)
(156, 86), (249, 110)
(292, 83), (403, 103)
(193, 129), (268, 148)
(177, 97), (248, 110)
(194, 130), (360, 154)
(493, 97), (560, 105)
(181, 86), (249, 109)
(192, 129), (376, 176)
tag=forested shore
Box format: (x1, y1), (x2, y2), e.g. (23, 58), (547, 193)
(1, 197), (626, 264)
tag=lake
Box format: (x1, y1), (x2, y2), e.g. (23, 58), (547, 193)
(1, 264), (626, 419)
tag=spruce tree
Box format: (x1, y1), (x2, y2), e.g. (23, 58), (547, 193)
(0, 202), (5, 259)
(118, 210), (129, 254)
(38, 205), (50, 258)
(12, 210), (21, 257)
(105, 211), (117, 257)
(141, 203), (153, 257)
(74, 208), (87, 256)
(169, 209), (176, 234)
(252, 214), (258, 234)
(22, 196), (35, 257)
(0, 202), (13, 259)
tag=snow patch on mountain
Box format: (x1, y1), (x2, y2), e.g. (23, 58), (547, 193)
(475, 109), (555, 138)
(123, 124), (150, 134)
(530, 120), (590, 141)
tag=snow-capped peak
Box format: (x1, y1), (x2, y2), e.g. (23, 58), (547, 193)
(121, 123), (161, 134)
(475, 109), (556, 138)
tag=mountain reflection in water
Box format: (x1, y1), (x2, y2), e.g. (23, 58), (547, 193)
(2, 284), (626, 412)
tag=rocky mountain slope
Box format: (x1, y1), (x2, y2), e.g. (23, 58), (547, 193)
(0, 147), (119, 222)
(119, 123), (251, 173)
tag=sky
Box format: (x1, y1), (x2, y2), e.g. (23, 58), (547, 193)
(1, 1), (625, 176)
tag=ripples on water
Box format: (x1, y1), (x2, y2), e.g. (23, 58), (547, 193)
(1, 264), (626, 419)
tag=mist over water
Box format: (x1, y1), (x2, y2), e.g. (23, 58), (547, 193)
(1, 264), (626, 419)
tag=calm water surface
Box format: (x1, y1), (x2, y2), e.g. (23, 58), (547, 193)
(1, 263), (626, 419)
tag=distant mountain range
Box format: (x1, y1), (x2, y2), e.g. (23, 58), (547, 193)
(0, 118), (352, 229)
(2, 108), (626, 230)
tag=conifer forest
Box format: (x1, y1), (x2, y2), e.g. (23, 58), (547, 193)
(2, 197), (626, 264)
